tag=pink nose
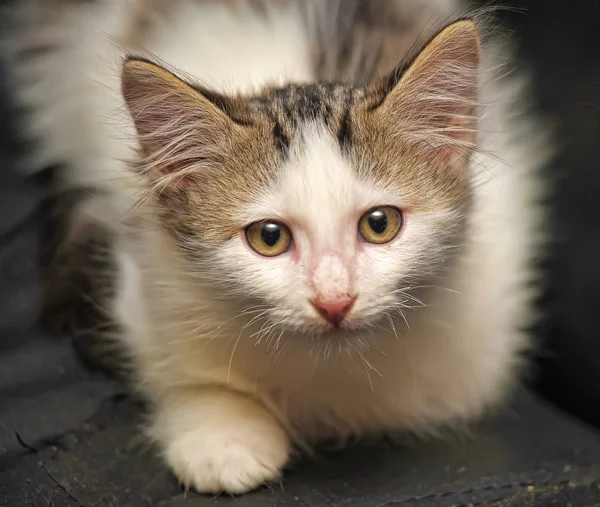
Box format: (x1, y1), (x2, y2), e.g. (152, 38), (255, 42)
(310, 296), (357, 328)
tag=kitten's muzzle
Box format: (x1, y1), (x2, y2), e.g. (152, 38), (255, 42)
(310, 296), (357, 328)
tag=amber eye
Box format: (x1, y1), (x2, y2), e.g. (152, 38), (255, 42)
(358, 206), (403, 244)
(245, 220), (292, 257)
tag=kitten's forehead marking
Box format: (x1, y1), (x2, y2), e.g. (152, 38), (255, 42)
(247, 83), (368, 155)
(273, 124), (361, 244)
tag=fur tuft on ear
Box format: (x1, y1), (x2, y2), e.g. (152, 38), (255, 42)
(376, 19), (481, 167)
(121, 58), (235, 188)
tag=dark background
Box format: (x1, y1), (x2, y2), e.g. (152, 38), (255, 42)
(0, 1), (599, 505)
(490, 0), (600, 428)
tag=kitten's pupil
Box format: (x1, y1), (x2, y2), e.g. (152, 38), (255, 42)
(261, 222), (281, 247)
(368, 210), (388, 235)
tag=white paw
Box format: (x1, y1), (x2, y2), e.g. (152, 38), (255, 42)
(164, 421), (290, 495)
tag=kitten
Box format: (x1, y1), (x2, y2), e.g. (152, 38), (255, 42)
(5, 0), (551, 495)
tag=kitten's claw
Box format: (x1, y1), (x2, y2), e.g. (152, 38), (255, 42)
(165, 422), (289, 495)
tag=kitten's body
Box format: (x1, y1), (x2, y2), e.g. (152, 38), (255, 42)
(5, 0), (550, 494)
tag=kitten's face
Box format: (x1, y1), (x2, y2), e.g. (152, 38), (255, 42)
(122, 20), (480, 336)
(208, 117), (469, 334)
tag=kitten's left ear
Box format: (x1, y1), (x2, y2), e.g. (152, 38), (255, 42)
(376, 19), (481, 167)
(121, 58), (238, 186)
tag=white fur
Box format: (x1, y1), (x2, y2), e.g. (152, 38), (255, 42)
(145, 2), (314, 94)
(6, 0), (550, 495)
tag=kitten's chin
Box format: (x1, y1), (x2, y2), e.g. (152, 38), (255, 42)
(300, 318), (378, 341)
(309, 326), (381, 349)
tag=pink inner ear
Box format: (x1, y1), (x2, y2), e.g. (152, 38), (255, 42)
(134, 98), (214, 186)
(122, 59), (233, 188)
(143, 150), (206, 189)
(380, 21), (481, 166)
(139, 142), (199, 189)
(435, 104), (478, 164)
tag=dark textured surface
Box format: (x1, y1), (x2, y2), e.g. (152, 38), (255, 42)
(2, 391), (600, 507)
(1, 1), (600, 506)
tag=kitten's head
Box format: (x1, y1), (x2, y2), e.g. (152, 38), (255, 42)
(122, 20), (480, 336)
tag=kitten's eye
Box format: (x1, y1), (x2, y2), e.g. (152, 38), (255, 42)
(245, 220), (292, 257)
(358, 207), (403, 244)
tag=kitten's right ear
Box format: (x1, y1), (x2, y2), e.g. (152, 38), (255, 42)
(374, 20), (481, 168)
(121, 58), (235, 186)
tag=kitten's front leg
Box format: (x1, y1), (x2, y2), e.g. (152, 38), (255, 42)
(151, 386), (290, 495)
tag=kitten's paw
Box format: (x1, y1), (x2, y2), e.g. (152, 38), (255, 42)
(165, 420), (290, 494)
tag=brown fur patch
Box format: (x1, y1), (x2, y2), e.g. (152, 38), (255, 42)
(349, 20), (480, 211)
(350, 103), (472, 213)
(40, 187), (127, 375)
(122, 59), (285, 245)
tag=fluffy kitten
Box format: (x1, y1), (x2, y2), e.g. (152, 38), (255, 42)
(5, 0), (551, 495)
